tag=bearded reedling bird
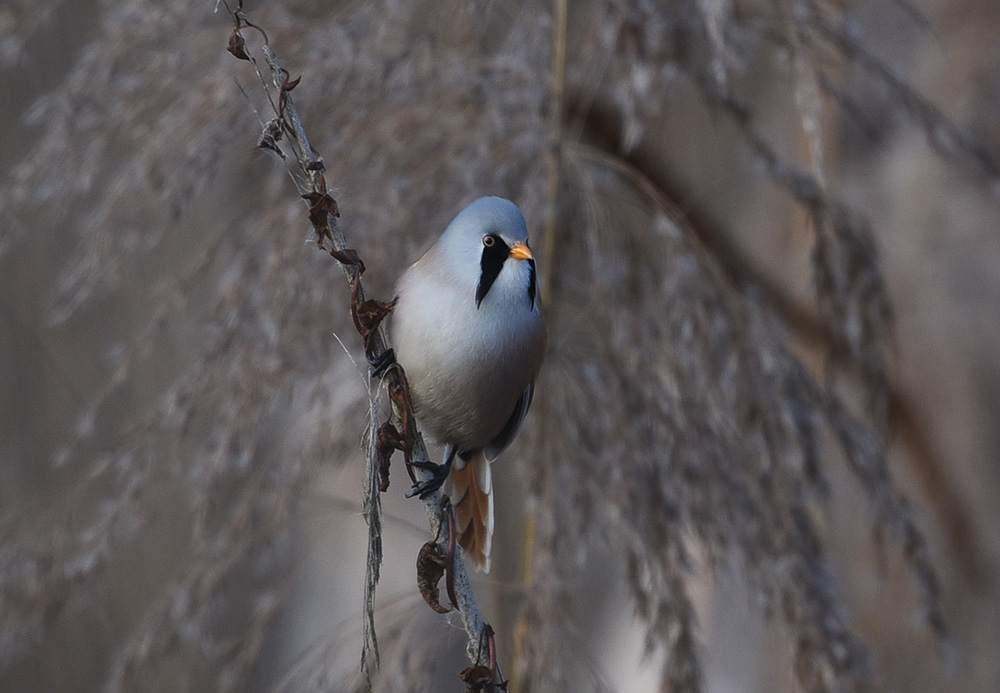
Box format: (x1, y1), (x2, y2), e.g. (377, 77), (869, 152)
(392, 197), (546, 573)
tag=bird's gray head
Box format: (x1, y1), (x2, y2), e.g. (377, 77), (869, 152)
(436, 197), (537, 310)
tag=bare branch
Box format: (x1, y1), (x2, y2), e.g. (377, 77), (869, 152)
(224, 5), (496, 686)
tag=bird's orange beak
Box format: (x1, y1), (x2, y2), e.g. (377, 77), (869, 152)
(508, 243), (533, 261)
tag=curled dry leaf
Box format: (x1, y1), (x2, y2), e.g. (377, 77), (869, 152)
(443, 499), (459, 610)
(416, 540), (451, 614)
(257, 118), (283, 156)
(327, 246), (363, 271)
(353, 295), (397, 353)
(387, 377), (416, 463)
(459, 665), (496, 693)
(227, 30), (250, 61)
(302, 191), (340, 247)
(375, 420), (403, 492)
(276, 69), (296, 114)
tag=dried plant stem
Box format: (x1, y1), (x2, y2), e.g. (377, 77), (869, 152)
(228, 7), (494, 683)
(512, 3), (567, 691)
(540, 0), (568, 302)
(361, 386), (384, 684)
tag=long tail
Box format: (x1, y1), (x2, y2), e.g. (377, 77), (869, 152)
(451, 450), (494, 573)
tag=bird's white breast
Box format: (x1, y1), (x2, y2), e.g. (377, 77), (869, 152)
(393, 254), (543, 450)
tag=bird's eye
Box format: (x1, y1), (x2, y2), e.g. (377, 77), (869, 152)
(482, 235), (495, 247)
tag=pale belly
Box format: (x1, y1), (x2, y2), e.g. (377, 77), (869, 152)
(395, 309), (541, 450)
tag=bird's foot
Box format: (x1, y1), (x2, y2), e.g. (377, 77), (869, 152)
(367, 348), (396, 378)
(405, 458), (453, 499)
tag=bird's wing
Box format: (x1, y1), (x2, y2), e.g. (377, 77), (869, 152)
(483, 381), (534, 462)
(452, 450), (493, 573)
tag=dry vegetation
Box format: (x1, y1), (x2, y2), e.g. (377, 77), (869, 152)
(1, 0), (999, 691)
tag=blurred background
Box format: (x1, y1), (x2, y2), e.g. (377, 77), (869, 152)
(1, 0), (999, 691)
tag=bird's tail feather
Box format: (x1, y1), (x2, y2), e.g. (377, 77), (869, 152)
(451, 451), (494, 573)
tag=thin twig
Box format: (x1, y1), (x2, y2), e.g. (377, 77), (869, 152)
(513, 2), (567, 691)
(225, 5), (494, 684)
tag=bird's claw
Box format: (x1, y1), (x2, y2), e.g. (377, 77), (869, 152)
(367, 348), (396, 378)
(406, 458), (453, 499)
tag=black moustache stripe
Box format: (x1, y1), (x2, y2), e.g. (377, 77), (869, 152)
(476, 235), (509, 308)
(526, 258), (536, 310)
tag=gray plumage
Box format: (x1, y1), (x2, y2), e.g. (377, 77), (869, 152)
(392, 197), (546, 570)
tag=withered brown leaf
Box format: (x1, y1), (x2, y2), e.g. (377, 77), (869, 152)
(459, 665), (495, 692)
(387, 377), (416, 475)
(301, 190), (339, 224)
(301, 191), (341, 248)
(227, 31), (250, 61)
(328, 246), (363, 271)
(375, 420), (403, 492)
(257, 118), (284, 157)
(353, 296), (398, 352)
(416, 540), (451, 614)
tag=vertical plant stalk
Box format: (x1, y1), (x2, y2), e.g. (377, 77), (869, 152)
(225, 5), (494, 685)
(361, 387), (384, 685)
(512, 2), (567, 692)
(540, 0), (568, 301)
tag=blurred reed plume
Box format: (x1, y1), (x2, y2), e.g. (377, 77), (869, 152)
(2, 1), (999, 691)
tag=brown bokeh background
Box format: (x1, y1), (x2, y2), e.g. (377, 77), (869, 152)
(1, 1), (999, 691)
